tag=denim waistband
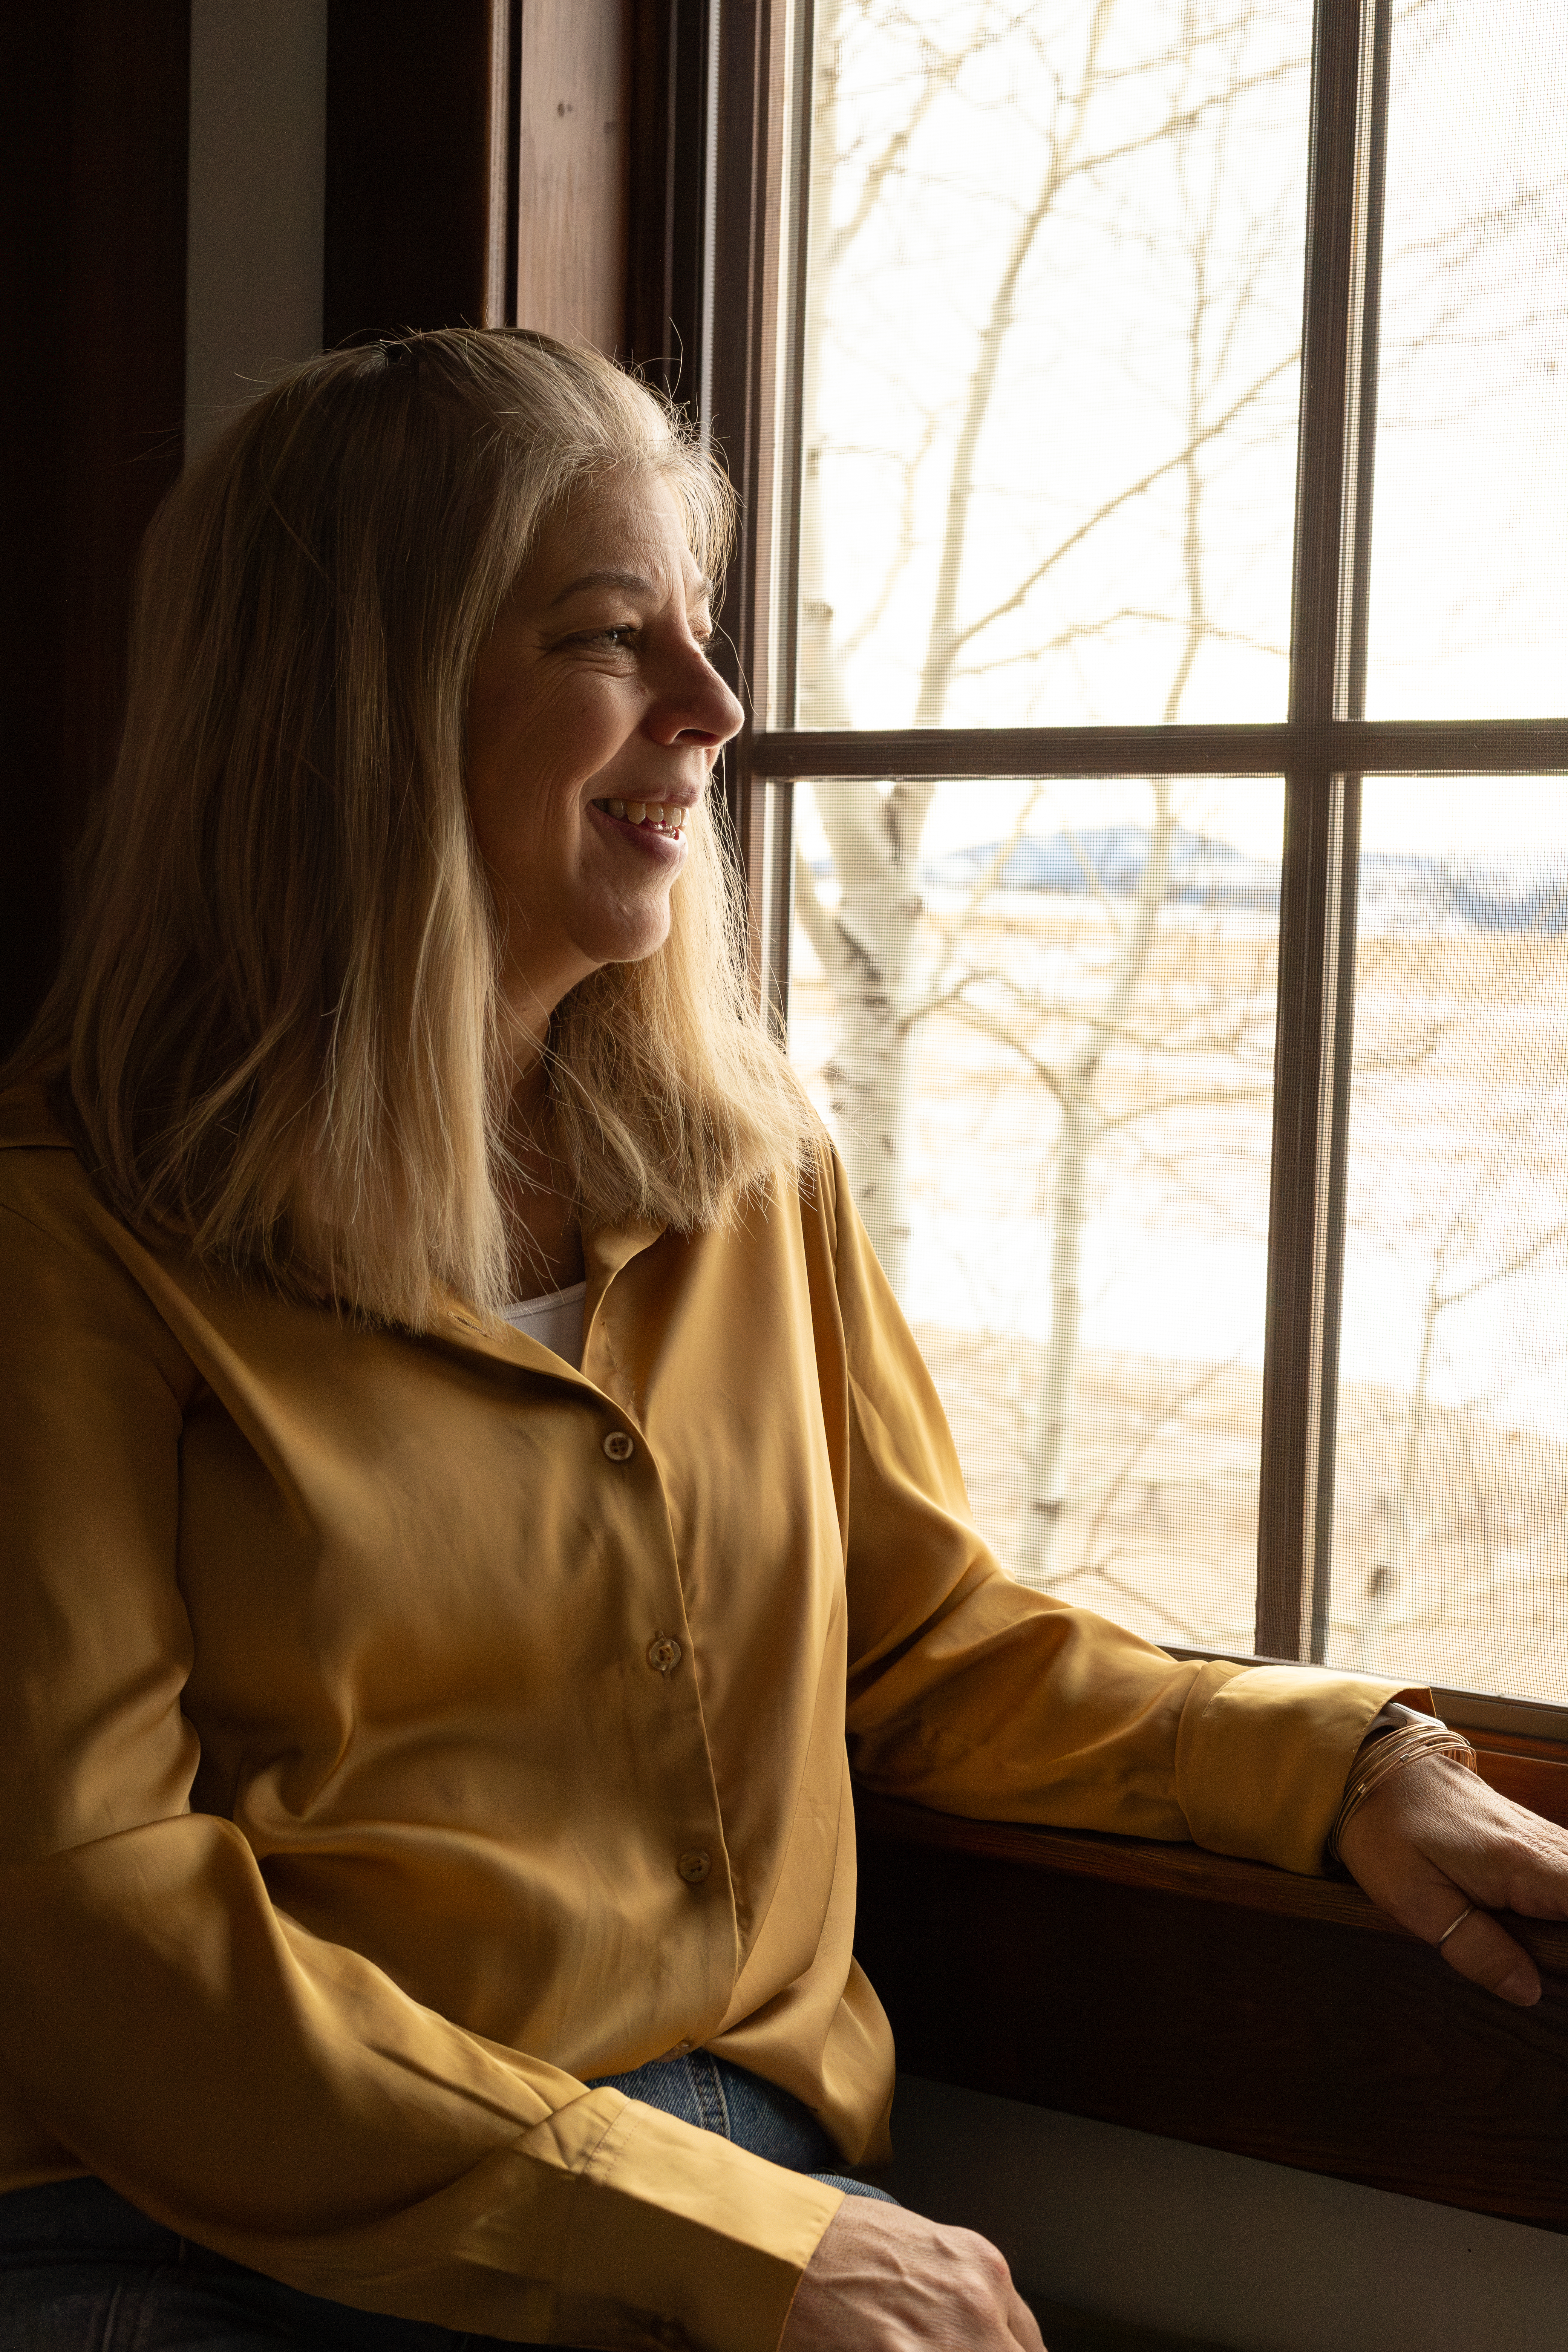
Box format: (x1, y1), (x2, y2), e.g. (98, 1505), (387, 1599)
(585, 2050), (842, 2174)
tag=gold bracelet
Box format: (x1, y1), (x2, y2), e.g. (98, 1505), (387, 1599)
(1328, 1720), (1478, 1865)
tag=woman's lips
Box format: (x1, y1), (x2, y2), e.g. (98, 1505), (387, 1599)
(588, 799), (689, 855)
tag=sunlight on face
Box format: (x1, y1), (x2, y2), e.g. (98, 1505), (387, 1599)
(465, 473), (743, 1046)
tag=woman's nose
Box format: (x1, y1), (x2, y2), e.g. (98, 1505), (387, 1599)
(654, 641), (746, 749)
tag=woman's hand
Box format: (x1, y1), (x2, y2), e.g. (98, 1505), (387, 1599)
(781, 2196), (1044, 2351)
(1338, 1754), (1568, 2004)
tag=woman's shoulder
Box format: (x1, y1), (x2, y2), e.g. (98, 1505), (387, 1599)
(0, 1069), (97, 1235)
(0, 1074), (218, 1406)
(0, 1068), (74, 1153)
(0, 1069), (169, 1303)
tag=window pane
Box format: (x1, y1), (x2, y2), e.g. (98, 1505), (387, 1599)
(1365, 1), (1568, 717)
(794, 1), (1313, 732)
(790, 777), (1283, 1648)
(1324, 780), (1568, 1702)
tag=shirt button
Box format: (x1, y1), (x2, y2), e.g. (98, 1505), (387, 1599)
(602, 1430), (635, 1462)
(660, 2038), (694, 2059)
(646, 1634), (683, 1674)
(677, 1850), (711, 1885)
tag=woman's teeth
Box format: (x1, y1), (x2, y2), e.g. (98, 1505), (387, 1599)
(599, 800), (684, 831)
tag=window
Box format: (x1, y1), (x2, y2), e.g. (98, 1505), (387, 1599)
(706, 0), (1568, 1723)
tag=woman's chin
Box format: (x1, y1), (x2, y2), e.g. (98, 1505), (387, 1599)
(568, 899), (676, 977)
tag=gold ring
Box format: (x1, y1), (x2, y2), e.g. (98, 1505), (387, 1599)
(1435, 1903), (1476, 1948)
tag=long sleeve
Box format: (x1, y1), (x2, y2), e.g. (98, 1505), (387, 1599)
(821, 1156), (1409, 1875)
(0, 1190), (838, 2352)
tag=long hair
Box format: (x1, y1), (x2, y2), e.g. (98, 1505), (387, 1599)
(17, 330), (818, 1326)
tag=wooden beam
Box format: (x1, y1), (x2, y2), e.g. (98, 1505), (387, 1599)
(516, 0), (629, 351)
(746, 719), (1568, 782)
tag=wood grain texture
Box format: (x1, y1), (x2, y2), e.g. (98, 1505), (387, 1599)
(856, 1792), (1568, 1963)
(854, 1790), (1568, 2227)
(1477, 1747), (1568, 1830)
(516, 0), (629, 351)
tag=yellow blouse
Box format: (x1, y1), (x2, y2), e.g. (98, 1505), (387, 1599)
(0, 1081), (1402, 2350)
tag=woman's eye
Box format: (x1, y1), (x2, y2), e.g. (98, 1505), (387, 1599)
(562, 625), (639, 652)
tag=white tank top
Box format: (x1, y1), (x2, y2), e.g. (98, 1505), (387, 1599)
(499, 1280), (586, 1370)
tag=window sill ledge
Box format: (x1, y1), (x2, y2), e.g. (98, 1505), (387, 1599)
(853, 1788), (1568, 2230)
(855, 1788), (1568, 1968)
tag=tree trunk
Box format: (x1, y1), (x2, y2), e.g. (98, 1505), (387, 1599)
(799, 784), (928, 1292)
(1016, 1084), (1093, 1583)
(1015, 789), (1176, 1585)
(791, 0), (925, 1293)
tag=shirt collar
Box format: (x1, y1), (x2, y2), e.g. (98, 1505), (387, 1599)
(432, 1211), (666, 1377)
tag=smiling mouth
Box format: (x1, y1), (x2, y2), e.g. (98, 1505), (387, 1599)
(592, 800), (687, 833)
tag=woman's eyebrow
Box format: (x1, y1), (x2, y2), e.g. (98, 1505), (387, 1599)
(547, 568), (658, 608)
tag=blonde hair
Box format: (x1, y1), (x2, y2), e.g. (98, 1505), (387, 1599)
(20, 330), (818, 1326)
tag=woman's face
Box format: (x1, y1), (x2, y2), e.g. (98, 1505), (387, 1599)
(465, 470), (743, 1048)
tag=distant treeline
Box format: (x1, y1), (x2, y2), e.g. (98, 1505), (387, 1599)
(813, 826), (1568, 933)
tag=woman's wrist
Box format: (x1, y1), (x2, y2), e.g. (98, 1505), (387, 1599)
(1328, 1702), (1478, 1866)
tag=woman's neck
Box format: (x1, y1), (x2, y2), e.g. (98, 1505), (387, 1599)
(498, 1062), (584, 1298)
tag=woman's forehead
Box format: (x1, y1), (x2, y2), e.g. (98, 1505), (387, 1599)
(527, 474), (707, 605)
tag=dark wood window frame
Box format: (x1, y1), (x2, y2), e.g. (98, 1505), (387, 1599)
(690, 0), (1568, 2226)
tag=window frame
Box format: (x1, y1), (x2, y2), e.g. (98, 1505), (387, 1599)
(700, 0), (1568, 1726)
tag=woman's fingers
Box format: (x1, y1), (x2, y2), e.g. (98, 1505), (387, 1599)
(1007, 2281), (1048, 2349)
(1337, 1752), (1568, 2006)
(1430, 1900), (1540, 2006)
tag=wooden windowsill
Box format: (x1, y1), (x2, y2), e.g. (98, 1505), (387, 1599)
(856, 1789), (1568, 1969)
(853, 1782), (1568, 2231)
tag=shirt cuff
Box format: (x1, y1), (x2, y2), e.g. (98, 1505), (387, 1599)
(1175, 1662), (1431, 1876)
(236, 2090), (844, 2352)
(545, 2091), (844, 2350)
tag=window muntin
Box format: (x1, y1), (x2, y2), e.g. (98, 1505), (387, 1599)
(1364, 0), (1568, 720)
(792, 776), (1283, 1647)
(796, 0), (1314, 732)
(1322, 777), (1568, 1700)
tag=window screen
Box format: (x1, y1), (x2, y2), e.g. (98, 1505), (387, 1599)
(1324, 779), (1568, 1700)
(1365, 0), (1568, 719)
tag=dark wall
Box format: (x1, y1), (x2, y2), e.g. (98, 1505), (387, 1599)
(0, 2), (191, 1060)
(0, 0), (700, 1060)
(323, 0), (504, 346)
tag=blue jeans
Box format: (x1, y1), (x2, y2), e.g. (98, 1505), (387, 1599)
(0, 2054), (894, 2348)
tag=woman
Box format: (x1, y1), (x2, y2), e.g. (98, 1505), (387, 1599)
(1, 330), (1562, 2352)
